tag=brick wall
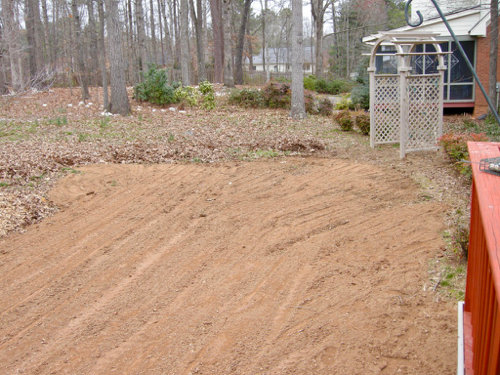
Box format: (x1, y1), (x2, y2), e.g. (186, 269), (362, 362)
(474, 24), (500, 116)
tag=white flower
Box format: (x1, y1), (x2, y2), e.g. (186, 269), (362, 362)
(42, 104), (47, 107)
(68, 103), (73, 107)
(169, 107), (176, 111)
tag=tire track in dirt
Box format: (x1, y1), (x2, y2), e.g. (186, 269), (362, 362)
(0, 158), (457, 374)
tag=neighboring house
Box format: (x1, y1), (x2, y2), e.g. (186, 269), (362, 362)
(249, 47), (315, 74)
(363, 1), (499, 116)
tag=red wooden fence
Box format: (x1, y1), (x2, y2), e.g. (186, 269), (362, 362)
(464, 142), (500, 374)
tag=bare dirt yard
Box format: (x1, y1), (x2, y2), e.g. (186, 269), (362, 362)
(0, 88), (469, 374)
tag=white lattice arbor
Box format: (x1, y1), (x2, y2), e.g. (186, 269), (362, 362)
(367, 32), (447, 158)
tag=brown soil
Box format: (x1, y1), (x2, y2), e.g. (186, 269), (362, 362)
(0, 157), (457, 374)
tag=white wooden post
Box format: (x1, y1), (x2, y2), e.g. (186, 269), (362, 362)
(368, 67), (376, 148)
(399, 66), (411, 159)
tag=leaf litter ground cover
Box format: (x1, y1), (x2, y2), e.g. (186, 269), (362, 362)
(0, 88), (471, 373)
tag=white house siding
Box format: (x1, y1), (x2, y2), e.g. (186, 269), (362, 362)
(411, 0), (489, 22)
(249, 47), (315, 75)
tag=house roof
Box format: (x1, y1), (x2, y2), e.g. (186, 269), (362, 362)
(362, 5), (493, 43)
(251, 47), (315, 65)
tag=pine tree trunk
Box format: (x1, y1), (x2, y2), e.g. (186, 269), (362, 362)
(135, 0), (147, 75)
(222, 0), (234, 87)
(234, 0), (252, 85)
(87, 0), (100, 75)
(25, 0), (38, 82)
(98, 0), (109, 110)
(157, 0), (165, 65)
(260, 0), (267, 74)
(150, 0), (157, 64)
(290, 0), (306, 119)
(210, 0), (224, 82)
(41, 0), (55, 68)
(159, 0), (174, 65)
(180, 0), (190, 85)
(0, 24), (10, 94)
(173, 0), (181, 67)
(71, 0), (90, 101)
(2, 0), (23, 92)
(311, 0), (325, 78)
(190, 0), (206, 82)
(105, 0), (131, 115)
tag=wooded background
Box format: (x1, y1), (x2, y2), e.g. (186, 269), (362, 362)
(0, 0), (406, 94)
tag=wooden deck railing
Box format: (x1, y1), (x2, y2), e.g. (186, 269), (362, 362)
(464, 142), (500, 374)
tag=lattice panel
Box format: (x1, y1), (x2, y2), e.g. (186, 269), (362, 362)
(405, 75), (441, 152)
(373, 76), (400, 144)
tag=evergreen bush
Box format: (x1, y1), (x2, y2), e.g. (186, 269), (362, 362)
(134, 66), (177, 106)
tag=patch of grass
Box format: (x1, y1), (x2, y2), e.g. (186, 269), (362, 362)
(78, 132), (91, 142)
(30, 173), (46, 181)
(438, 265), (466, 299)
(100, 116), (111, 129)
(252, 149), (280, 158)
(61, 167), (81, 174)
(0, 182), (10, 187)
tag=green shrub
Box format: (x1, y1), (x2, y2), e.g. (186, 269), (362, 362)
(355, 113), (370, 135)
(313, 78), (354, 95)
(303, 75), (317, 91)
(318, 98), (333, 116)
(314, 78), (329, 93)
(198, 81), (216, 110)
(335, 93), (354, 110)
(228, 88), (265, 108)
(134, 66), (177, 106)
(351, 83), (370, 110)
(333, 110), (353, 131)
(262, 81), (291, 109)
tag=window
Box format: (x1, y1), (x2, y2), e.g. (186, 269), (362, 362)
(410, 41), (475, 101)
(374, 45), (398, 74)
(374, 40), (476, 102)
